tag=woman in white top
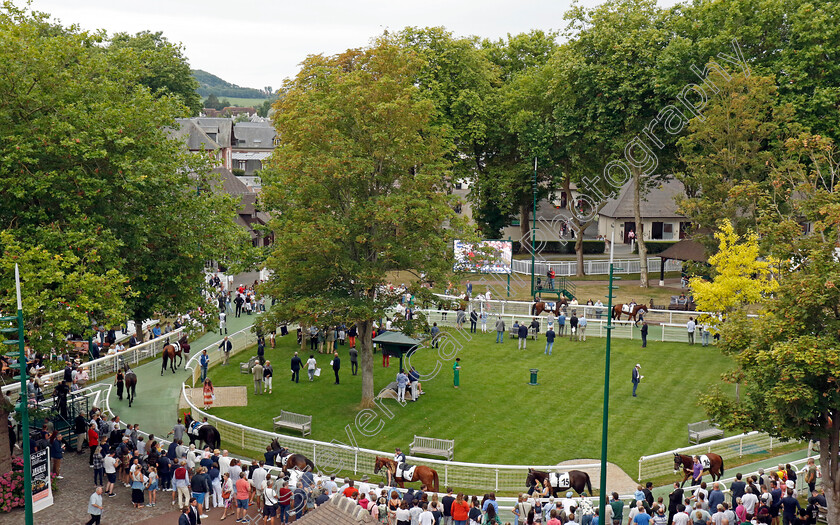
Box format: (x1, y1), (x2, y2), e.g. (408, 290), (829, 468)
(306, 355), (317, 381)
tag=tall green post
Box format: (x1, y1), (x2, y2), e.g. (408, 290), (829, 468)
(1, 265), (33, 524)
(507, 237), (512, 297)
(599, 234), (621, 523)
(530, 158), (537, 298)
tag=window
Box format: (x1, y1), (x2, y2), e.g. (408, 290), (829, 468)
(237, 160), (246, 170)
(663, 223), (674, 240)
(652, 222), (664, 240)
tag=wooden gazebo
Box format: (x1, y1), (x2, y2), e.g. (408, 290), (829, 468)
(657, 239), (707, 286)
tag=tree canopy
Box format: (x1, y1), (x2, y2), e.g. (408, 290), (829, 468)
(109, 30), (203, 116)
(0, 4), (246, 349)
(260, 35), (468, 406)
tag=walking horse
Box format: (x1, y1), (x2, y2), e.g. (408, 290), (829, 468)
(124, 365), (137, 408)
(374, 456), (439, 492)
(525, 468), (592, 497)
(269, 438), (315, 473)
(674, 453), (724, 487)
(161, 341), (184, 375)
(612, 303), (648, 322)
(532, 299), (569, 316)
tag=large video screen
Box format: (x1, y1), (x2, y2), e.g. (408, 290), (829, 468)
(453, 240), (513, 274)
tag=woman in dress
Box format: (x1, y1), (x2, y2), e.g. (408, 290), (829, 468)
(453, 358), (461, 388)
(203, 379), (214, 409)
(130, 458), (145, 508)
(220, 472), (234, 521)
(115, 368), (124, 401)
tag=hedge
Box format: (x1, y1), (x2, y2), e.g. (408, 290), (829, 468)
(513, 240), (605, 255)
(633, 241), (679, 255)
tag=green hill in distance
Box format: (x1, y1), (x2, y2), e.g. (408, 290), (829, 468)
(192, 69), (271, 100)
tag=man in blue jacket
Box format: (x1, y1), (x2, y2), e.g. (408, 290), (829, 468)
(632, 364), (642, 397)
(517, 321), (528, 349)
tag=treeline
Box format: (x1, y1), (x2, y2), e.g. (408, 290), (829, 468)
(192, 69), (271, 99)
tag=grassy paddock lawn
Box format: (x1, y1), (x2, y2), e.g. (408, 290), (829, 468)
(207, 328), (735, 476)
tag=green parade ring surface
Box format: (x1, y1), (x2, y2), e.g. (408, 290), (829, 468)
(206, 328), (737, 476)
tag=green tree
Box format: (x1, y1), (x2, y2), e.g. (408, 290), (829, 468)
(700, 134), (840, 522)
(205, 93), (222, 110)
(676, 74), (796, 240)
(0, 4), (247, 345)
(559, 0), (673, 286)
(260, 35), (467, 407)
(109, 30), (203, 116)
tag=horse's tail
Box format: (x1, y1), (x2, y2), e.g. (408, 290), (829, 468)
(719, 457), (724, 479)
(431, 468), (440, 493)
(305, 457), (315, 472)
(586, 473), (593, 496)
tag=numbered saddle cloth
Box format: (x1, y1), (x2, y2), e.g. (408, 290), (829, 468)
(550, 472), (570, 488)
(622, 304), (633, 314)
(698, 455), (711, 469)
(397, 464), (416, 481)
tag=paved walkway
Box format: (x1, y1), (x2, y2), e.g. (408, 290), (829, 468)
(104, 310), (260, 437)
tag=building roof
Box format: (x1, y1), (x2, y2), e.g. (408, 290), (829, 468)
(170, 119), (221, 151)
(232, 151), (272, 161)
(372, 331), (422, 347)
(599, 178), (686, 219)
(233, 122), (276, 149)
(658, 239), (707, 262)
(210, 167), (252, 196)
(295, 495), (377, 525)
(192, 118), (235, 148)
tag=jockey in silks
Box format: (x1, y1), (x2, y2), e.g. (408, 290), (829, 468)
(393, 447), (407, 483)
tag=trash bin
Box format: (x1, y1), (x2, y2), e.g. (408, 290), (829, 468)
(529, 368), (539, 386)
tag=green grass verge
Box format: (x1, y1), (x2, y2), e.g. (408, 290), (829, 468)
(206, 328), (736, 477)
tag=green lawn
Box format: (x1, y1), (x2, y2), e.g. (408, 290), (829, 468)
(208, 329), (735, 475)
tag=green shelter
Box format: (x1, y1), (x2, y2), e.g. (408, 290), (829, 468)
(372, 331), (423, 372)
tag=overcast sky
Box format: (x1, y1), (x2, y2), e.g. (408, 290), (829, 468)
(30, 0), (677, 91)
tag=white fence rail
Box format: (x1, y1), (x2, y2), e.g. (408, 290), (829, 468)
(432, 296), (710, 327)
(4, 328), (185, 399)
(637, 431), (795, 481)
(512, 257), (683, 277)
(184, 325), (259, 388)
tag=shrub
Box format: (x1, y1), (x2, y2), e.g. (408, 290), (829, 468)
(0, 456), (58, 512)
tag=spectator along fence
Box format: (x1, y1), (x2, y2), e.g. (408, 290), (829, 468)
(3, 327), (185, 400)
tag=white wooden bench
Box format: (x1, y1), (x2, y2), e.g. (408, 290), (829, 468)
(273, 410), (312, 437)
(240, 356), (257, 374)
(688, 420), (724, 444)
(529, 327), (539, 340)
(509, 325), (518, 339)
(410, 435), (454, 460)
(818, 505), (828, 523)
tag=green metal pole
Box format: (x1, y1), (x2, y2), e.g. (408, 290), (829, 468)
(507, 237), (512, 298)
(599, 240), (621, 523)
(19, 306), (32, 525)
(530, 158), (537, 298)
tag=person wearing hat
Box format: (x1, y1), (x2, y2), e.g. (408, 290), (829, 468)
(632, 364), (643, 397)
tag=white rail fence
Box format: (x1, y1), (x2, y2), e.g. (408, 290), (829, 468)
(637, 432), (796, 481)
(512, 257), (683, 277)
(185, 325), (259, 388)
(4, 328), (185, 399)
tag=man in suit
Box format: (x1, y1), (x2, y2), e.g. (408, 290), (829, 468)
(668, 483), (684, 525)
(632, 363), (642, 397)
(332, 352), (341, 384)
(218, 336), (232, 365)
(641, 321), (649, 348)
(290, 352), (302, 383)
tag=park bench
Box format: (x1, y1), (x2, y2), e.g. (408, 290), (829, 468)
(376, 381), (418, 402)
(273, 410), (312, 437)
(529, 327), (539, 340)
(240, 355), (257, 374)
(410, 435), (454, 461)
(818, 505), (828, 523)
(688, 420), (724, 444)
(509, 325), (518, 339)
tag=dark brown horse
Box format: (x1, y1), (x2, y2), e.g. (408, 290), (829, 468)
(161, 342), (183, 375)
(124, 366), (137, 408)
(525, 468), (592, 497)
(612, 303), (648, 321)
(374, 456), (439, 492)
(533, 299), (569, 316)
(674, 453), (724, 487)
(184, 413), (221, 450)
(282, 452), (315, 473)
